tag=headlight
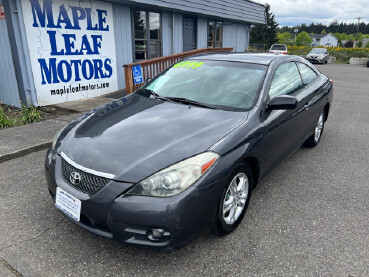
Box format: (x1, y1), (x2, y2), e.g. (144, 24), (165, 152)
(127, 152), (219, 197)
(52, 125), (67, 150)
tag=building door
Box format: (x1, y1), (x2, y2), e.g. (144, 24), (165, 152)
(183, 17), (197, 52)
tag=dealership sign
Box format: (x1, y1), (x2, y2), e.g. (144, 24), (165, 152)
(21, 0), (118, 105)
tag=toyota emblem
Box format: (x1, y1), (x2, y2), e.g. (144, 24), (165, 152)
(70, 171), (81, 185)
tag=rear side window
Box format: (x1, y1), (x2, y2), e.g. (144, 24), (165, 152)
(269, 62), (303, 98)
(271, 45), (286, 51)
(297, 63), (318, 85)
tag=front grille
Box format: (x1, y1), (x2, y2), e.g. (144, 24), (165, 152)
(61, 157), (110, 194)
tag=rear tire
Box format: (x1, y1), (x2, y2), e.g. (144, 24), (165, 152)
(304, 111), (325, 147)
(214, 164), (253, 236)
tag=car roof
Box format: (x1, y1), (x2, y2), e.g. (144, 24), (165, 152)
(189, 53), (286, 65)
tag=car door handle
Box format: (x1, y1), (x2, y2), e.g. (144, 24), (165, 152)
(304, 104), (310, 110)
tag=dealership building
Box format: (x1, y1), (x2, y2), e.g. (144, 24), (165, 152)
(0, 0), (265, 107)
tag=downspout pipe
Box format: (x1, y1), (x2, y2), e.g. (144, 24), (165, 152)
(172, 12), (175, 54)
(15, 0), (38, 107)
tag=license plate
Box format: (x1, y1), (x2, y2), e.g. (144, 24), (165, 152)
(55, 187), (81, 221)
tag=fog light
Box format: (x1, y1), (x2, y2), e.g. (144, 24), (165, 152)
(147, 228), (165, 241)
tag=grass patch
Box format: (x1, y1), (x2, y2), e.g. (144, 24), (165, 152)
(0, 104), (75, 130)
(21, 105), (42, 124)
(0, 106), (17, 129)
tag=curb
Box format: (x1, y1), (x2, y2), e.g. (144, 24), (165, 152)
(0, 257), (22, 277)
(0, 141), (51, 163)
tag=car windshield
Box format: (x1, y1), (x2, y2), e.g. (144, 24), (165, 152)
(143, 60), (266, 110)
(271, 45), (286, 50)
(310, 48), (326, 54)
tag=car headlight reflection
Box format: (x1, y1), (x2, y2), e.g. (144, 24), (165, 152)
(52, 125), (67, 150)
(127, 152), (219, 197)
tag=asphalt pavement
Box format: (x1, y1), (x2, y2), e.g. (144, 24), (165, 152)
(0, 63), (368, 276)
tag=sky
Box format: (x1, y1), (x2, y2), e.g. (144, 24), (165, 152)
(252, 0), (368, 27)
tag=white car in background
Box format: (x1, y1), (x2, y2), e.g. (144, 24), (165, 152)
(269, 44), (288, 55)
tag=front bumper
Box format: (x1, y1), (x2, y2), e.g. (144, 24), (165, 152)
(45, 149), (227, 249)
(307, 57), (324, 63)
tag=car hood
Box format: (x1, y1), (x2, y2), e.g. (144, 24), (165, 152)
(58, 94), (248, 183)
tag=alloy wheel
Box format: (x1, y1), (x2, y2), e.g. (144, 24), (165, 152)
(314, 112), (324, 143)
(222, 173), (249, 225)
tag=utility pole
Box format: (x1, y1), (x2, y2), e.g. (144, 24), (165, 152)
(355, 17), (362, 47)
(294, 29), (298, 46)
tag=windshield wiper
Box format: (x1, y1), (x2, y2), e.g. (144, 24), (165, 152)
(138, 88), (173, 102)
(165, 97), (215, 109)
(138, 88), (159, 98)
(138, 89), (215, 109)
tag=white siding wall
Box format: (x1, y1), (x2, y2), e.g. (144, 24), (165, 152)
(197, 17), (208, 49)
(223, 22), (250, 52)
(2, 0), (259, 96)
(161, 12), (184, 56)
(113, 4), (133, 90)
(124, 0), (266, 24)
(173, 13), (183, 53)
(162, 11), (173, 56)
(0, 0), (20, 107)
(320, 34), (338, 47)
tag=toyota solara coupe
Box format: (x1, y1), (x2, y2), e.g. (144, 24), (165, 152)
(45, 53), (333, 249)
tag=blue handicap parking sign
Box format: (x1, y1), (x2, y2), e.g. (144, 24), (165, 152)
(132, 65), (143, 84)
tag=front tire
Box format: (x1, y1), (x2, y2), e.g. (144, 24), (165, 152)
(214, 165), (253, 236)
(305, 111), (325, 147)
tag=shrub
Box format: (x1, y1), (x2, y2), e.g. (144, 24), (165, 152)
(358, 41), (363, 48)
(365, 41), (369, 48)
(0, 107), (16, 129)
(21, 105), (42, 124)
(344, 40), (354, 48)
(287, 46), (369, 63)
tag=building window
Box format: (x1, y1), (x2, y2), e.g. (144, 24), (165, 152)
(133, 10), (161, 61)
(208, 21), (223, 48)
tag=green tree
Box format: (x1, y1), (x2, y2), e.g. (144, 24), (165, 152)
(334, 32), (341, 40)
(250, 4), (278, 47)
(295, 31), (313, 46)
(321, 30), (326, 34)
(277, 32), (291, 44)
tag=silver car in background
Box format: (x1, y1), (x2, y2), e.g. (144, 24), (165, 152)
(306, 48), (329, 64)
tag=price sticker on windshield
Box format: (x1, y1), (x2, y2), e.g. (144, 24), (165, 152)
(173, 61), (204, 70)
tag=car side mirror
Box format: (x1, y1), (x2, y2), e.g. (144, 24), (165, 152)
(267, 95), (297, 110)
